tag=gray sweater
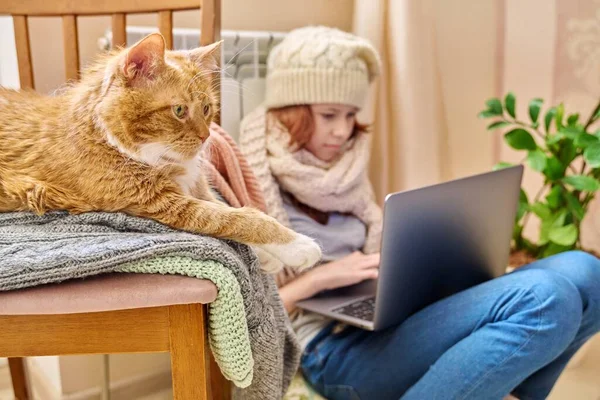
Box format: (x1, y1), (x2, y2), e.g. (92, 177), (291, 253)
(282, 195), (367, 348)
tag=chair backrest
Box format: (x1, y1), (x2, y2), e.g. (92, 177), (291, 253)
(0, 0), (221, 92)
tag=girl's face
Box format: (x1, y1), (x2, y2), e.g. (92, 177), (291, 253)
(307, 104), (359, 162)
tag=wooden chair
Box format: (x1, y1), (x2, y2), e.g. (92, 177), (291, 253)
(0, 1), (230, 399)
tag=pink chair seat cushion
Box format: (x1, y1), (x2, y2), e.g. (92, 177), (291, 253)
(0, 273), (218, 315)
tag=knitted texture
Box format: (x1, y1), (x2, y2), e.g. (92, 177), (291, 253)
(204, 123), (267, 212)
(0, 211), (300, 400)
(239, 107), (383, 286)
(116, 257), (252, 386)
(239, 110), (291, 227)
(265, 26), (381, 109)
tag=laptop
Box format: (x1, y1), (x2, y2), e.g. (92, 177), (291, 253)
(296, 165), (524, 331)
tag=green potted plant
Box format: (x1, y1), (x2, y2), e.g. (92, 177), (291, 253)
(479, 94), (600, 267)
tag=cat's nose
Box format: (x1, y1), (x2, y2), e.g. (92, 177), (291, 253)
(199, 128), (210, 141)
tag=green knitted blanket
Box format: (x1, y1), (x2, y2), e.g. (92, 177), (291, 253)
(117, 256), (253, 387)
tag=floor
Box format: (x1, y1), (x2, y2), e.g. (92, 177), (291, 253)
(547, 333), (600, 400)
(1, 335), (599, 399)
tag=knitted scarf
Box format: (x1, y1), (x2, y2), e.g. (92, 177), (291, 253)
(204, 123), (267, 212)
(239, 107), (383, 285)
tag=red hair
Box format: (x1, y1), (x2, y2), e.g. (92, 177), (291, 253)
(267, 105), (370, 148)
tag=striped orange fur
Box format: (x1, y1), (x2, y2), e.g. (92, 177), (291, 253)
(0, 33), (320, 272)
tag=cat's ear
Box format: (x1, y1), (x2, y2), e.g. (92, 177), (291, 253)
(188, 40), (223, 72)
(121, 33), (166, 85)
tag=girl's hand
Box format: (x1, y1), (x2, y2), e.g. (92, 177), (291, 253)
(309, 251), (380, 291)
(278, 251), (380, 313)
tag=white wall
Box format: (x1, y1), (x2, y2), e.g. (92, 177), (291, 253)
(0, 16), (19, 88)
(30, 357), (63, 394)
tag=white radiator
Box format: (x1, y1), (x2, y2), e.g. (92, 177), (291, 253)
(98, 27), (286, 141)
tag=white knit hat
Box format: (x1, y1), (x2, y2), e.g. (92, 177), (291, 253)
(264, 26), (381, 109)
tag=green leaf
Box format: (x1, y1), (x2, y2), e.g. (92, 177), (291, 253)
(485, 98), (503, 116)
(519, 188), (529, 204)
(505, 92), (516, 119)
(563, 175), (600, 192)
(549, 224), (578, 246)
(574, 133), (599, 149)
(545, 157), (566, 180)
(564, 191), (585, 221)
(487, 121), (511, 130)
(556, 103), (565, 130)
(478, 110), (499, 119)
(553, 210), (567, 227)
(558, 139), (577, 166)
(542, 243), (572, 258)
(529, 98), (543, 123)
(584, 143), (600, 168)
(513, 224), (524, 243)
(527, 149), (547, 172)
(546, 132), (565, 146)
(558, 126), (584, 139)
(493, 162), (515, 171)
(544, 107), (557, 132)
(504, 129), (537, 151)
(567, 113), (580, 126)
(516, 189), (529, 222)
(539, 210), (566, 245)
(530, 202), (552, 219)
(546, 185), (564, 209)
(539, 226), (550, 245)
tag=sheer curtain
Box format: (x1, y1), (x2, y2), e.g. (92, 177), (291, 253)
(353, 0), (500, 199)
(353, 0), (599, 253)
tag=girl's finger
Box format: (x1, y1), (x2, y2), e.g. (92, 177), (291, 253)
(358, 257), (380, 269)
(360, 269), (379, 280)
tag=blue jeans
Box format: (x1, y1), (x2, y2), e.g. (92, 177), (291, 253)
(301, 251), (600, 400)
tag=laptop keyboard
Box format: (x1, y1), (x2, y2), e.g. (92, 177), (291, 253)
(331, 297), (376, 322)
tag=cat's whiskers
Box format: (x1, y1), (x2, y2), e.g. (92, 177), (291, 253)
(185, 69), (220, 92)
(208, 78), (260, 101)
(210, 77), (252, 93)
(204, 81), (247, 98)
(217, 38), (256, 77)
(189, 90), (209, 100)
(156, 144), (181, 166)
(185, 38), (256, 92)
(142, 142), (181, 168)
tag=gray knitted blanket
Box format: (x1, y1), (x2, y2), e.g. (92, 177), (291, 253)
(0, 211), (300, 400)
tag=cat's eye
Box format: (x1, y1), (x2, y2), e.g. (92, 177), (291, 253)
(172, 105), (188, 119)
(203, 103), (211, 117)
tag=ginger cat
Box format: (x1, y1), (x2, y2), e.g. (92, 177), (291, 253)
(0, 33), (320, 272)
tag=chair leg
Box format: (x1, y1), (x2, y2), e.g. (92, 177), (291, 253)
(210, 352), (231, 400)
(168, 304), (211, 400)
(8, 357), (29, 400)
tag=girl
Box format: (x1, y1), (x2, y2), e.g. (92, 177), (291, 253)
(239, 26), (600, 400)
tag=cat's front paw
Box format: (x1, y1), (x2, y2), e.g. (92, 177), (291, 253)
(253, 246), (285, 274)
(261, 233), (322, 271)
